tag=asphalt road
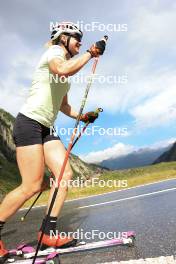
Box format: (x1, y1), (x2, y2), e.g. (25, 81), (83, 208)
(3, 178), (176, 264)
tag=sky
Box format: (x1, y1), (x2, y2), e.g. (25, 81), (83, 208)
(0, 0), (176, 163)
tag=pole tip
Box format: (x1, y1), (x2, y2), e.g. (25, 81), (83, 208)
(21, 217), (25, 221)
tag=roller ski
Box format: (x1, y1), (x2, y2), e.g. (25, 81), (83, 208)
(24, 231), (136, 258)
(1, 231), (77, 264)
(3, 231), (135, 263)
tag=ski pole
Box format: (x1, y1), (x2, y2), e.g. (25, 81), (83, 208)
(20, 175), (53, 221)
(32, 36), (108, 264)
(21, 192), (42, 221)
(20, 108), (103, 222)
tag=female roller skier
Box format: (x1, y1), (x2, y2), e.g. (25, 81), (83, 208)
(0, 22), (106, 260)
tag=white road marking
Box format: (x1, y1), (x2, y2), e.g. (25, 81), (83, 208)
(19, 178), (176, 212)
(77, 187), (176, 210)
(98, 255), (176, 263)
(66, 177), (176, 203)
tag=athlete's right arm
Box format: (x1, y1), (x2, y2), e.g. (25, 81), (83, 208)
(48, 52), (92, 77)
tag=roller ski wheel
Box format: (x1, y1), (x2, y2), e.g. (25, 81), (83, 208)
(126, 235), (136, 247)
(46, 256), (60, 264)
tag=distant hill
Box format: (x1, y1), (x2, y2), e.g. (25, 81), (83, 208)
(99, 146), (171, 170)
(153, 142), (176, 164)
(0, 108), (16, 162)
(0, 108), (107, 197)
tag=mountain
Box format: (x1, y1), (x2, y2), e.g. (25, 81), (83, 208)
(153, 142), (176, 164)
(99, 146), (171, 170)
(0, 108), (107, 196)
(0, 108), (16, 161)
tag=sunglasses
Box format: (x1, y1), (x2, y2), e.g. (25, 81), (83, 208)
(72, 34), (82, 43)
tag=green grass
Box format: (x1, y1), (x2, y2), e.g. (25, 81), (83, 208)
(23, 161), (176, 208)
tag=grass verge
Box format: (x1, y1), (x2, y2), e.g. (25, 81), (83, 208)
(23, 161), (176, 208)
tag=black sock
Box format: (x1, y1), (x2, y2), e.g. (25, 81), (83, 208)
(40, 216), (57, 236)
(0, 221), (5, 240)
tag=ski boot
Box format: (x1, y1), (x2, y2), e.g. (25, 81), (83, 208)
(0, 240), (9, 264)
(38, 231), (77, 250)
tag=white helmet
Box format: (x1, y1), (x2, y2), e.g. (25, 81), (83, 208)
(51, 21), (83, 41)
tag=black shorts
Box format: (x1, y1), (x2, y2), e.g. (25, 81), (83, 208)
(13, 113), (60, 147)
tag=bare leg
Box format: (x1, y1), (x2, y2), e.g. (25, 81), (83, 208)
(44, 140), (73, 217)
(0, 145), (45, 221)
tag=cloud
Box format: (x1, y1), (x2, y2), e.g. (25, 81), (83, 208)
(80, 137), (176, 163)
(66, 3), (176, 131)
(150, 137), (176, 149)
(128, 3), (176, 52)
(80, 143), (135, 163)
(1, 0), (176, 132)
(130, 83), (176, 129)
(0, 18), (43, 116)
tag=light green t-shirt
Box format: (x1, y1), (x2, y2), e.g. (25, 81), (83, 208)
(20, 45), (70, 128)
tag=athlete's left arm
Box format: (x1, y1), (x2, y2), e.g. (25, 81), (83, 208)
(60, 94), (79, 119)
